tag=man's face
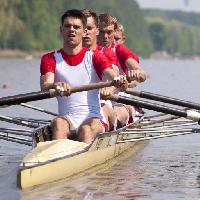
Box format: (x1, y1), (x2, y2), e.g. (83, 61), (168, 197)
(98, 23), (115, 47)
(114, 30), (125, 44)
(83, 16), (99, 48)
(60, 17), (84, 48)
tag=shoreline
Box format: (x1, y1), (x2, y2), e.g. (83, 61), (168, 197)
(0, 49), (46, 58)
(0, 49), (200, 60)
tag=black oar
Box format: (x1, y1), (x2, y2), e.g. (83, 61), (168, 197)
(109, 95), (200, 123)
(126, 89), (200, 110)
(0, 81), (113, 107)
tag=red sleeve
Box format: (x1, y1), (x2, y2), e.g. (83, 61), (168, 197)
(40, 52), (56, 75)
(115, 44), (139, 73)
(92, 50), (112, 80)
(116, 44), (139, 63)
(102, 48), (118, 66)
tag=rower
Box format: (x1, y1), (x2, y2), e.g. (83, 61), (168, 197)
(81, 8), (120, 131)
(114, 22), (126, 44)
(114, 21), (144, 123)
(98, 13), (147, 127)
(40, 9), (126, 143)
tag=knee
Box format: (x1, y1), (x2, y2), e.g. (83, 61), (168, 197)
(51, 117), (70, 130)
(78, 125), (91, 136)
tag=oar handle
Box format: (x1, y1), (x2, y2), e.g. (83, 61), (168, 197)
(109, 95), (200, 124)
(126, 89), (200, 110)
(70, 81), (113, 93)
(0, 81), (113, 107)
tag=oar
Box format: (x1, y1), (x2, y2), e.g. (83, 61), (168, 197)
(14, 117), (51, 124)
(0, 133), (32, 146)
(0, 81), (113, 107)
(109, 95), (200, 123)
(117, 128), (200, 143)
(0, 115), (39, 128)
(20, 103), (58, 116)
(0, 129), (32, 137)
(126, 89), (200, 110)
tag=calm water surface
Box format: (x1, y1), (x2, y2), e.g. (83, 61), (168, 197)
(0, 58), (200, 200)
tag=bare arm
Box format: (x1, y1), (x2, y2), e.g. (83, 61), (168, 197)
(40, 72), (55, 91)
(102, 67), (118, 81)
(125, 58), (141, 71)
(101, 68), (127, 96)
(112, 64), (119, 75)
(125, 58), (147, 82)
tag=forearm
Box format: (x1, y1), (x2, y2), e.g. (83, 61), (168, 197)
(40, 82), (54, 91)
(125, 58), (141, 71)
(40, 72), (55, 91)
(125, 58), (147, 82)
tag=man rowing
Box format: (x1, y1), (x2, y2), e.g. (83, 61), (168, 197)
(114, 21), (145, 122)
(114, 22), (126, 44)
(40, 9), (126, 143)
(81, 8), (119, 131)
(98, 13), (147, 127)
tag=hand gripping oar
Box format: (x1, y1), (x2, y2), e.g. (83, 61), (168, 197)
(126, 89), (200, 110)
(109, 95), (200, 124)
(0, 81), (113, 107)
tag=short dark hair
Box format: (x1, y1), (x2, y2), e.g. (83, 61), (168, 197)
(61, 9), (87, 27)
(81, 8), (99, 27)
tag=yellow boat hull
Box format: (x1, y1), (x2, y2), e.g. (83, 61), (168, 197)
(18, 137), (145, 189)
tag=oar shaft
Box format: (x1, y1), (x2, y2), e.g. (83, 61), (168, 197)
(20, 103), (58, 116)
(0, 130), (32, 137)
(0, 134), (32, 146)
(126, 89), (200, 110)
(110, 95), (200, 123)
(0, 90), (52, 107)
(0, 115), (38, 128)
(0, 81), (112, 107)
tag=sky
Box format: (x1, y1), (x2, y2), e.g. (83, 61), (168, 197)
(135, 0), (200, 12)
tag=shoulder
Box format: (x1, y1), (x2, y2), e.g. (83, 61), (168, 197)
(92, 49), (108, 60)
(40, 50), (61, 75)
(115, 43), (127, 51)
(41, 49), (62, 61)
(115, 44), (139, 62)
(102, 47), (118, 65)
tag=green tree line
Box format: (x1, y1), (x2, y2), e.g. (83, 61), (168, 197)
(144, 9), (200, 57)
(0, 0), (152, 57)
(1, 0), (200, 57)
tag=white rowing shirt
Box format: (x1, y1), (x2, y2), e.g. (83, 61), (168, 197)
(54, 50), (103, 128)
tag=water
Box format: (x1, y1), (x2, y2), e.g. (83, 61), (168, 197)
(0, 58), (200, 200)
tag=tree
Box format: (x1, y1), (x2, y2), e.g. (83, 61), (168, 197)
(148, 22), (166, 51)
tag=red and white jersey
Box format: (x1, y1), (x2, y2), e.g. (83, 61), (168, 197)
(96, 44), (118, 66)
(108, 42), (139, 74)
(40, 48), (112, 119)
(95, 44), (118, 107)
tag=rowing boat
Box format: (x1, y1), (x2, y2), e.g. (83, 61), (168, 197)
(1, 82), (200, 189)
(17, 110), (199, 189)
(17, 115), (146, 189)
